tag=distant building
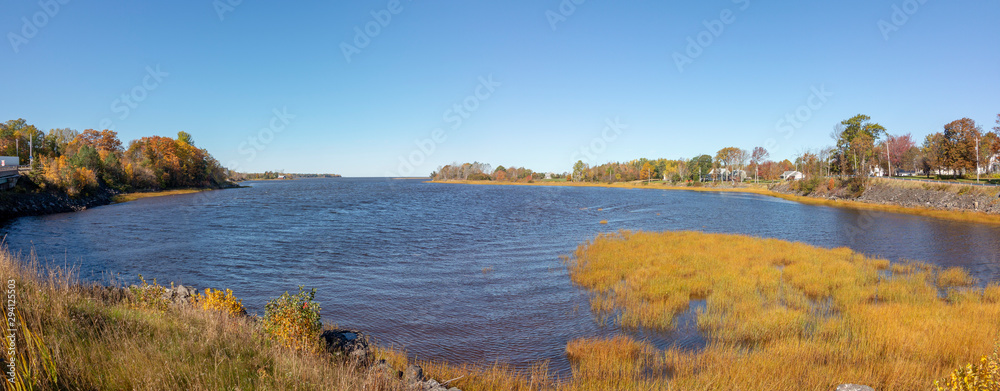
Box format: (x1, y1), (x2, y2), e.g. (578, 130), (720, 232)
(544, 172), (552, 180)
(780, 171), (804, 181)
(0, 156), (19, 166)
(0, 156), (21, 191)
(706, 168), (747, 182)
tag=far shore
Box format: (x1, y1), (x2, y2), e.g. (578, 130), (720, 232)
(429, 179), (1000, 225)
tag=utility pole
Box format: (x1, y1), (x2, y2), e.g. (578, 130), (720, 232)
(975, 136), (981, 184)
(885, 138), (892, 178)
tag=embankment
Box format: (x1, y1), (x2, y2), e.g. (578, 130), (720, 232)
(0, 187), (119, 221)
(431, 179), (1000, 225)
(0, 178), (241, 221)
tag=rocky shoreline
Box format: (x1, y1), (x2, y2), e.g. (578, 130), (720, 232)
(0, 179), (243, 222)
(0, 187), (119, 221)
(769, 179), (1000, 216)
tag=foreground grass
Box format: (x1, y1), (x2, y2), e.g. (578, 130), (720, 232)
(0, 249), (543, 391)
(431, 179), (1000, 225)
(111, 188), (211, 203)
(6, 231), (997, 390)
(566, 230), (1000, 390)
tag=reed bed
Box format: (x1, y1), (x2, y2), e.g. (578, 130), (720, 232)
(111, 188), (209, 203)
(565, 230), (1000, 390)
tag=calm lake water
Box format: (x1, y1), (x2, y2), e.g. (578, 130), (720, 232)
(4, 178), (999, 374)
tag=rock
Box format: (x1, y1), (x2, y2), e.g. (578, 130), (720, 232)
(403, 364), (423, 384)
(321, 329), (371, 364)
(370, 359), (400, 381)
(175, 285), (191, 297)
(835, 384), (874, 391)
(161, 284), (196, 304)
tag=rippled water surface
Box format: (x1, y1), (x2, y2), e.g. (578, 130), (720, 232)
(4, 178), (999, 374)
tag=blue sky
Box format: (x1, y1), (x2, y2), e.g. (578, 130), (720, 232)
(2, 0), (998, 176)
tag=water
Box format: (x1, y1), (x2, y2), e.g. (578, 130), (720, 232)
(3, 178), (999, 374)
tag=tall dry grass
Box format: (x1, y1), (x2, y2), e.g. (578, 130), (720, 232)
(566, 230), (1000, 390)
(0, 248), (543, 391)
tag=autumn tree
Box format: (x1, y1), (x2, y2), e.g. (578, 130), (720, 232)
(0, 118), (43, 163)
(572, 160), (588, 182)
(43, 128), (79, 157)
(835, 115), (886, 176)
(881, 133), (915, 176)
(750, 147), (769, 182)
(687, 155), (713, 181)
(941, 118), (982, 176)
(639, 161), (655, 183)
(921, 133), (945, 177)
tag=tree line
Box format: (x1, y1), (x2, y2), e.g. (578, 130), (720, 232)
(1, 118), (230, 196)
(431, 162), (558, 182)
(431, 114), (1000, 186)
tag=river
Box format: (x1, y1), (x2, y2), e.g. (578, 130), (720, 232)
(3, 178), (999, 374)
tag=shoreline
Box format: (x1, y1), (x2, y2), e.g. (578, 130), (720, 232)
(1, 184), (241, 221)
(428, 179), (1000, 225)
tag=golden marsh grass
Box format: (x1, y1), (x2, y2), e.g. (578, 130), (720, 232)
(565, 230), (1000, 390)
(112, 188), (209, 203)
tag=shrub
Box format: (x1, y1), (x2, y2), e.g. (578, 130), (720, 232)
(262, 286), (322, 352)
(30, 156), (99, 197)
(127, 274), (170, 312)
(840, 176), (868, 198)
(798, 177), (823, 195)
(934, 347), (999, 391)
(194, 288), (246, 317)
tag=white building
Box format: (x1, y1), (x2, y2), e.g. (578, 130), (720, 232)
(780, 171), (804, 181)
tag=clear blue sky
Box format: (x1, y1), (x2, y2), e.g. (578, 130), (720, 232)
(2, 0), (998, 176)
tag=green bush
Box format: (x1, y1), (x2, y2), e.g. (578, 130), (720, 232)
(262, 286), (323, 352)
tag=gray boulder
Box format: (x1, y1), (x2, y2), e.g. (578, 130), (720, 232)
(836, 385), (874, 391)
(404, 364), (424, 384)
(370, 359), (400, 381)
(321, 329), (371, 364)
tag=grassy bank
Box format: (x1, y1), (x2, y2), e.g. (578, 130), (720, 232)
(430, 179), (1000, 225)
(0, 248), (545, 390)
(111, 188), (212, 203)
(566, 230), (1000, 390)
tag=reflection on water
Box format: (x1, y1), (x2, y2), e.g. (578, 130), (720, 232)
(3, 178), (999, 374)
